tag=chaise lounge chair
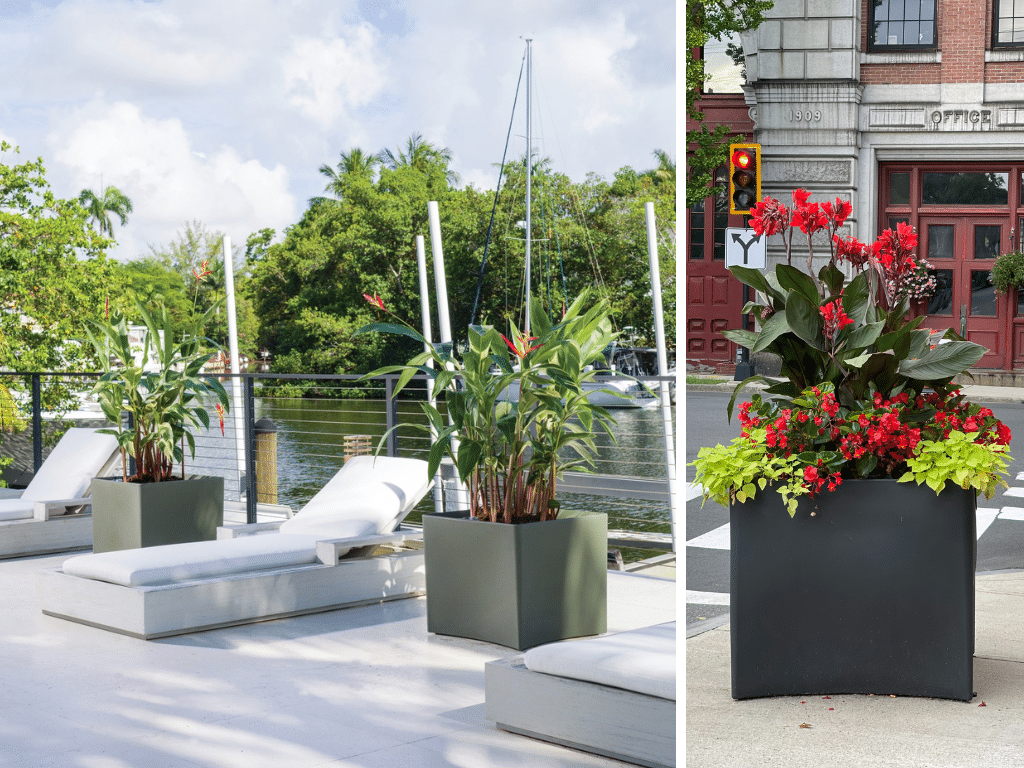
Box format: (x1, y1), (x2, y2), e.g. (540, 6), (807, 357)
(0, 428), (120, 559)
(485, 621), (676, 768)
(38, 455), (431, 639)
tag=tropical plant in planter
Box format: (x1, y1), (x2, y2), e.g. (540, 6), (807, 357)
(354, 290), (618, 649)
(82, 300), (230, 552)
(691, 189), (1014, 701)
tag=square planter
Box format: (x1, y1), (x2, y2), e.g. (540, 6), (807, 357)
(424, 512), (607, 650)
(731, 479), (977, 701)
(91, 475), (225, 553)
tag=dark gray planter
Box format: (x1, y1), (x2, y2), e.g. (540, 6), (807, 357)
(424, 512), (607, 650)
(91, 475), (225, 553)
(731, 479), (977, 701)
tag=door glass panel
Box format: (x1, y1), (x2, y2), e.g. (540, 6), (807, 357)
(927, 224), (955, 260)
(922, 172), (1009, 205)
(888, 216), (910, 230)
(928, 269), (953, 315)
(970, 270), (997, 316)
(889, 173), (910, 205)
(713, 193), (729, 260)
(974, 225), (1001, 259)
(689, 200), (705, 259)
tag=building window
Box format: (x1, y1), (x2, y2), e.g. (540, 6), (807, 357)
(701, 31), (744, 94)
(870, 0), (937, 49)
(995, 0), (1024, 45)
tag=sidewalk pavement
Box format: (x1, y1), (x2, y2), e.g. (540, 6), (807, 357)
(686, 571), (1024, 767)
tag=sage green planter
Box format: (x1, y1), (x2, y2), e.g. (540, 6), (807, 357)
(91, 475), (224, 553)
(423, 511), (607, 650)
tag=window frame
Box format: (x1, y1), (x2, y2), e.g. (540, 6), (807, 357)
(993, 0), (1024, 47)
(867, 0), (938, 51)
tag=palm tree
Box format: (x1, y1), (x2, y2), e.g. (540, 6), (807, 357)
(79, 185), (133, 237)
(646, 149), (676, 186)
(378, 132), (461, 186)
(311, 148), (380, 206)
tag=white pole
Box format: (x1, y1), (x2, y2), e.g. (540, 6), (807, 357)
(427, 201), (468, 512)
(645, 203), (677, 551)
(427, 202), (452, 344)
(223, 236), (245, 496)
(524, 38), (532, 336)
(416, 234), (444, 515)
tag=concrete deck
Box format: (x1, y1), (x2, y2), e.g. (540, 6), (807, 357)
(2, 551), (676, 767)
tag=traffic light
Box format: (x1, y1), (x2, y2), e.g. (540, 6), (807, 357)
(729, 143), (761, 215)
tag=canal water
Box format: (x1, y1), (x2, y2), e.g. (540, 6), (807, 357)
(207, 395), (676, 538)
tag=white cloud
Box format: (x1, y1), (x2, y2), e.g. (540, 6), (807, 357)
(0, 0), (673, 262)
(48, 100), (296, 259)
(282, 25), (389, 126)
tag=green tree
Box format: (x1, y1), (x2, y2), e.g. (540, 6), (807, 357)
(313, 148), (380, 205)
(686, 0), (773, 202)
(379, 133), (461, 188)
(78, 185), (133, 237)
(0, 143), (125, 414)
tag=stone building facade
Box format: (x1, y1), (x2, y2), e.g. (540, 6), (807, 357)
(734, 0), (1024, 371)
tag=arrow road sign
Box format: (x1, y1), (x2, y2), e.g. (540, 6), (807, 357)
(725, 228), (766, 269)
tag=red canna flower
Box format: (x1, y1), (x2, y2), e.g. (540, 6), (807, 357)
(215, 403), (225, 436)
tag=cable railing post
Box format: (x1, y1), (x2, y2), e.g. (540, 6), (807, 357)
(244, 375), (257, 524)
(31, 373), (42, 472)
(385, 375), (398, 457)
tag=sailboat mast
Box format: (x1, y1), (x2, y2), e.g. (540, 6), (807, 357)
(524, 38), (532, 336)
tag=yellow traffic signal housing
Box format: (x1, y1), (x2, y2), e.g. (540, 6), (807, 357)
(729, 143), (761, 215)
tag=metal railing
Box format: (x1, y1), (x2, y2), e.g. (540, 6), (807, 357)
(0, 370), (677, 551)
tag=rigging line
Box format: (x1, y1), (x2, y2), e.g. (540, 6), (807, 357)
(469, 44), (528, 329)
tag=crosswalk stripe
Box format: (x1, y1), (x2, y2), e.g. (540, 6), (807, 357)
(1004, 487), (1024, 498)
(1016, 473), (1024, 482)
(977, 508), (1000, 540)
(1000, 507), (1024, 521)
(686, 482), (705, 502)
(686, 523), (730, 550)
(686, 590), (730, 606)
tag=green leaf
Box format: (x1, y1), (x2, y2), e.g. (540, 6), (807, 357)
(819, 260), (845, 296)
(750, 311), (792, 355)
(776, 264), (821, 307)
(898, 341), (987, 380)
(784, 291), (825, 351)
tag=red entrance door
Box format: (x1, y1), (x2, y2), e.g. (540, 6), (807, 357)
(686, 189), (746, 371)
(919, 216), (1007, 368)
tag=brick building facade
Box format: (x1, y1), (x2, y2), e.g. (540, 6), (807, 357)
(693, 0), (1024, 372)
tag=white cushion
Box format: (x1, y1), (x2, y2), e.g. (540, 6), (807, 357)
(0, 497), (33, 521)
(22, 428), (119, 502)
(279, 481), (399, 538)
(279, 456), (431, 537)
(524, 622), (676, 701)
(62, 534), (324, 587)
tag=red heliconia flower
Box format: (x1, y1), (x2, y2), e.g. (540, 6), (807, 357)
(192, 259), (212, 281)
(215, 403), (225, 436)
(363, 292), (386, 311)
(501, 331), (541, 359)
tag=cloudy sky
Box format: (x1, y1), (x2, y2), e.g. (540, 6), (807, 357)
(0, 0), (676, 261)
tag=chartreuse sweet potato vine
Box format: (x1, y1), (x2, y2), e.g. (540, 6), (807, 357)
(898, 432), (1011, 498)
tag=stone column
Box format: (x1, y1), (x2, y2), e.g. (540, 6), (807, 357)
(741, 0), (863, 271)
